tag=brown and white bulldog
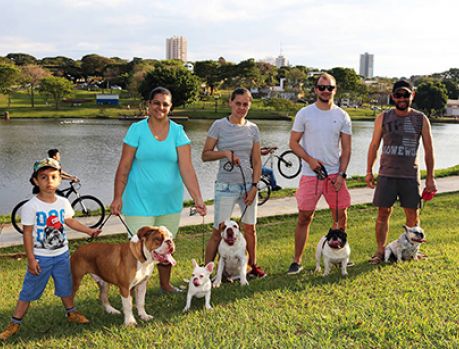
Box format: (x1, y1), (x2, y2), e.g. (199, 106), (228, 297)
(213, 220), (248, 288)
(71, 225), (176, 326)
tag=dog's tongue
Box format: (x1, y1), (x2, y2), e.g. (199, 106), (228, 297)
(328, 240), (341, 249)
(153, 251), (177, 266)
(165, 253), (177, 266)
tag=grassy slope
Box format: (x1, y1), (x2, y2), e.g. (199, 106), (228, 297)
(0, 192), (458, 348)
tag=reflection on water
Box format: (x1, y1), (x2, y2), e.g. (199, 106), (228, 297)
(1, 118), (458, 214)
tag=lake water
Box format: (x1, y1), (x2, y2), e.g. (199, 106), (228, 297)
(1, 118), (458, 215)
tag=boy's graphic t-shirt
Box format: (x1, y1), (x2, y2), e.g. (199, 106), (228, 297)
(21, 196), (74, 257)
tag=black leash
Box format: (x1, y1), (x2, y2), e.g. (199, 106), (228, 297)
(189, 206), (207, 265)
(223, 150), (250, 223)
(86, 213), (135, 242)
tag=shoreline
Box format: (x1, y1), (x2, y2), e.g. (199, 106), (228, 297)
(2, 114), (458, 124)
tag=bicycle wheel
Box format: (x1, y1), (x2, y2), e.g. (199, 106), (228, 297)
(11, 200), (29, 234)
(277, 150), (302, 179)
(71, 195), (105, 228)
(257, 178), (271, 206)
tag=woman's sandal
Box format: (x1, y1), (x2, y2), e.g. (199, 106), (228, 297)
(369, 254), (383, 265)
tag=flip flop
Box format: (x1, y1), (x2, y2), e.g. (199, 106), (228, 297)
(369, 254), (383, 265)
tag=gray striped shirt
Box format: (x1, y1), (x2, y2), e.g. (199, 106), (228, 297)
(208, 117), (260, 184)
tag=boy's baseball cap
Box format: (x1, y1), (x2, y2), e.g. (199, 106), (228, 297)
(33, 158), (61, 174)
(392, 79), (414, 93)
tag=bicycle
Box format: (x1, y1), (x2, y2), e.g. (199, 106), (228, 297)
(257, 147), (302, 206)
(11, 181), (105, 234)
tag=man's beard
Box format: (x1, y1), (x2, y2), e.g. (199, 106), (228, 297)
(318, 96), (331, 103)
(395, 101), (410, 111)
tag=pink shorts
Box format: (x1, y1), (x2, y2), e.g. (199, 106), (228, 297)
(295, 174), (351, 211)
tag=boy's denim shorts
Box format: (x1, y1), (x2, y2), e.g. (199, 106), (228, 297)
(213, 181), (257, 229)
(19, 250), (72, 301)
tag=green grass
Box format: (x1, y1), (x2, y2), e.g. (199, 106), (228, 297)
(1, 192), (458, 348)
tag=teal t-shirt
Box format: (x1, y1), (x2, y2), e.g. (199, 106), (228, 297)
(122, 118), (191, 216)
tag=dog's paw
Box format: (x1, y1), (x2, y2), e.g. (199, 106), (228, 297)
(104, 305), (121, 315)
(183, 306), (190, 313)
(139, 313), (153, 321)
(341, 271), (348, 277)
(240, 279), (249, 286)
(314, 266), (322, 274)
(124, 319), (137, 327)
(205, 304), (212, 310)
(212, 281), (221, 288)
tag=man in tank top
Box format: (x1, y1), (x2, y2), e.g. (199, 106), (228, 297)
(365, 79), (437, 264)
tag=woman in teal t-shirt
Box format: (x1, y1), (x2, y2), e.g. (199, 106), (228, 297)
(111, 86), (206, 293)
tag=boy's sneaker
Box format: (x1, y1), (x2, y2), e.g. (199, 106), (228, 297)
(0, 322), (20, 341)
(287, 262), (303, 275)
(67, 311), (90, 324)
(248, 265), (267, 278)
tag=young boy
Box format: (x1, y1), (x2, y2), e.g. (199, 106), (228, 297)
(0, 158), (101, 341)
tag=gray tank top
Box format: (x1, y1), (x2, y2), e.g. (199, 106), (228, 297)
(379, 108), (424, 179)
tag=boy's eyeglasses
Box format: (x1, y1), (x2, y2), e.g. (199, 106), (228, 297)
(151, 100), (172, 108)
(393, 91), (411, 99)
(316, 85), (336, 92)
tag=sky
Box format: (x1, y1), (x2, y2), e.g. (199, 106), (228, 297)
(1, 0), (458, 78)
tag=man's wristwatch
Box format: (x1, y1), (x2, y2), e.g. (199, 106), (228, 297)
(338, 171), (347, 179)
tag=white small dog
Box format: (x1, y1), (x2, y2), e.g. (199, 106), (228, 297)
(315, 229), (351, 276)
(183, 259), (214, 312)
(384, 225), (426, 263)
(213, 220), (249, 288)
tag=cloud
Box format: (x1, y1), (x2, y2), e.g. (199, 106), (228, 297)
(0, 36), (56, 55)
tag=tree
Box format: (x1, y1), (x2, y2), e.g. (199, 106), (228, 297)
(40, 56), (83, 82)
(6, 53), (37, 66)
(127, 59), (156, 98)
(327, 67), (362, 96)
(442, 79), (459, 99)
(233, 58), (262, 88)
(139, 60), (200, 107)
(0, 63), (21, 108)
(81, 54), (113, 82)
(194, 60), (221, 95)
(38, 76), (74, 110)
(414, 79), (448, 117)
(21, 65), (51, 107)
(285, 67), (306, 91)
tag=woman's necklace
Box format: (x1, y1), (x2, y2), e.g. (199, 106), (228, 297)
(150, 119), (169, 140)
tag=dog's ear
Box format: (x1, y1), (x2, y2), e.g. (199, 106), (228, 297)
(325, 228), (334, 239)
(205, 261), (214, 273)
(192, 258), (198, 268)
(137, 226), (156, 240)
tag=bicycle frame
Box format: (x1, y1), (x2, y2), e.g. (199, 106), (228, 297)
(262, 150), (276, 171)
(58, 182), (81, 200)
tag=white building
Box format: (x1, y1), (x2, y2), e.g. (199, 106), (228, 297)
(166, 36), (187, 61)
(359, 52), (374, 78)
(445, 99), (459, 117)
(275, 54), (288, 68)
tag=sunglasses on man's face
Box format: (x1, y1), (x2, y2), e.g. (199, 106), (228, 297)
(393, 91), (412, 99)
(316, 85), (336, 92)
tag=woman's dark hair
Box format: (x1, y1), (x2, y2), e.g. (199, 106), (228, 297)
(147, 86), (172, 101)
(230, 87), (252, 101)
(47, 148), (59, 158)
